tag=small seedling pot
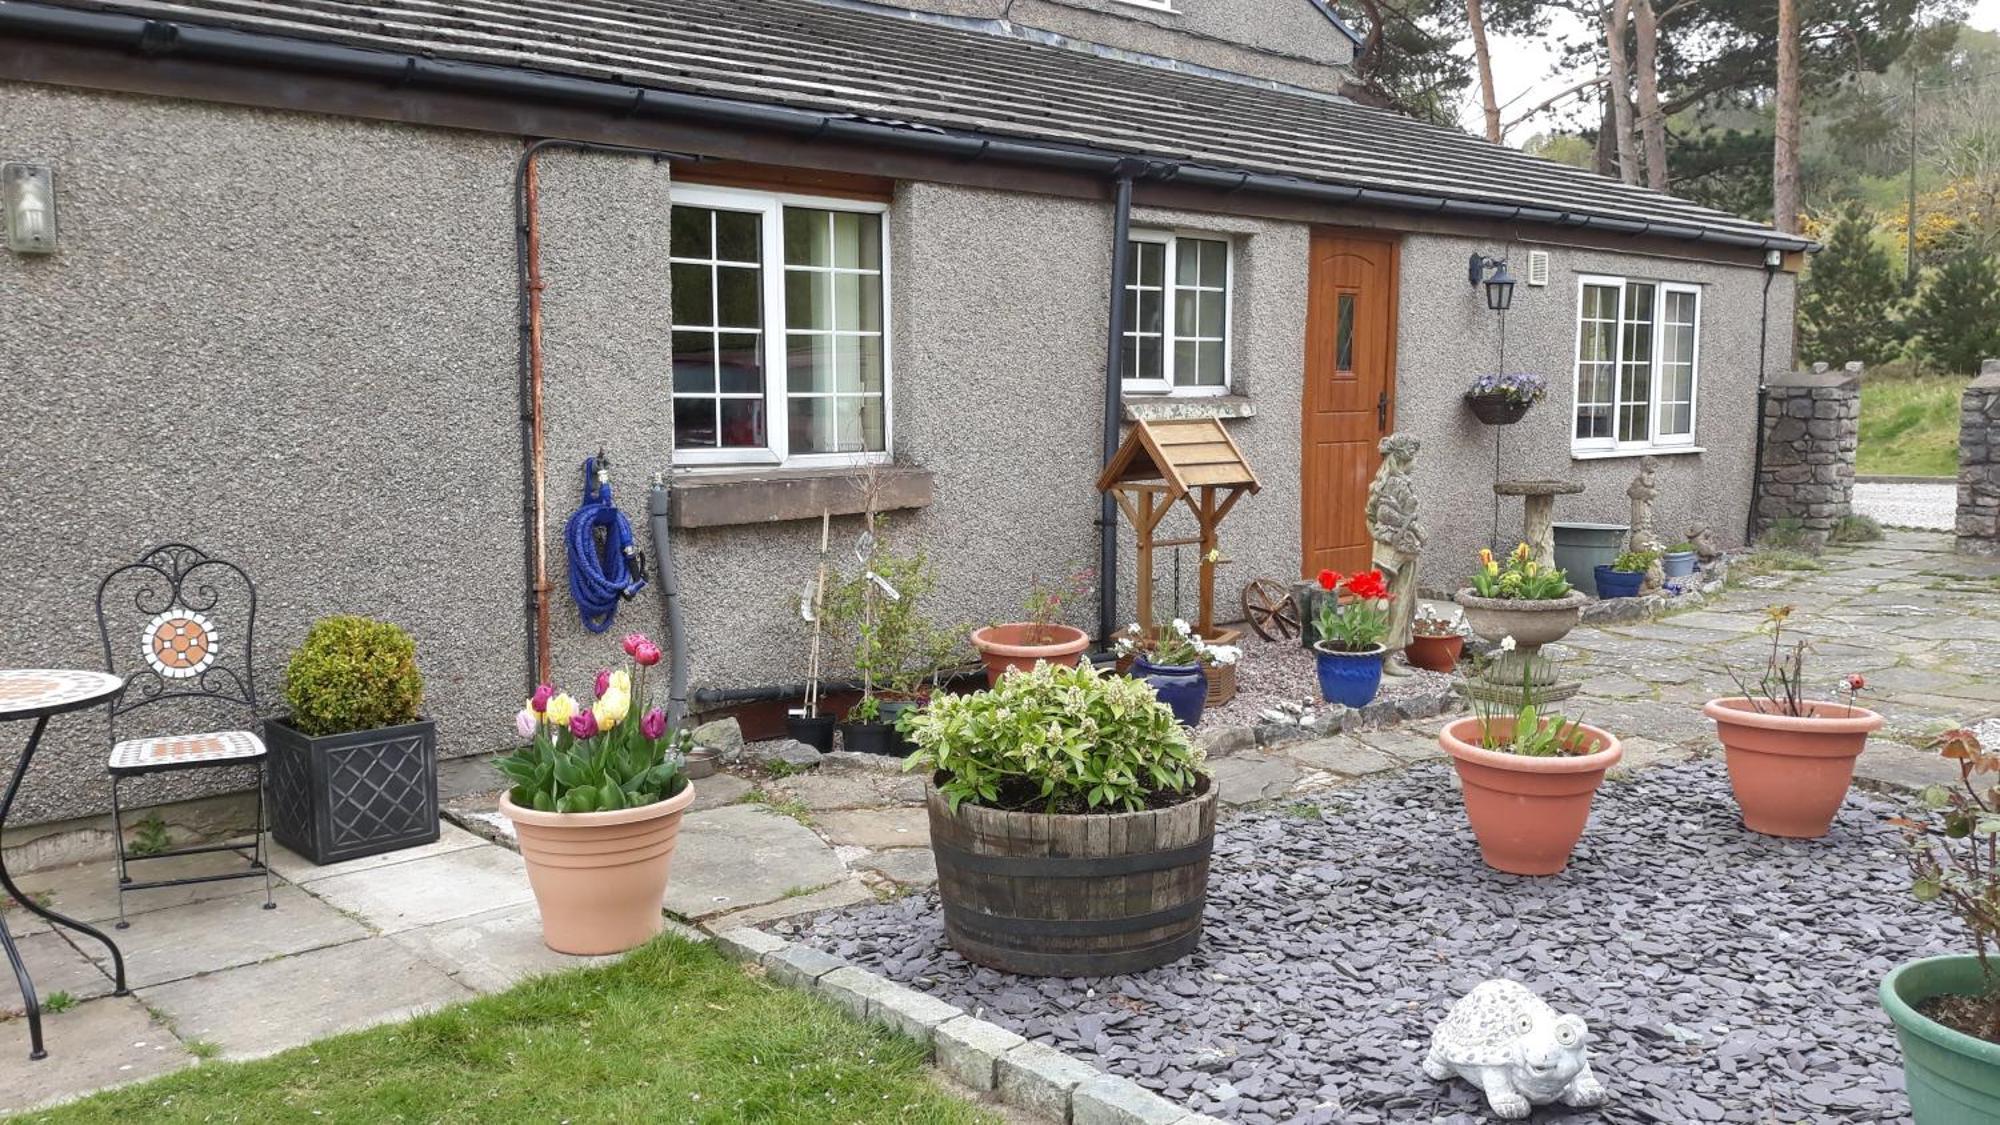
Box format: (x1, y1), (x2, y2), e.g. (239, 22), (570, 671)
(786, 713), (836, 752)
(1404, 633), (1464, 673)
(1661, 551), (1699, 579)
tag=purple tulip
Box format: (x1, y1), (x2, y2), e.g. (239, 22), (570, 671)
(622, 632), (648, 658)
(641, 708), (667, 741)
(569, 709), (598, 740)
(529, 682), (555, 713)
(514, 708), (538, 739)
(594, 668), (612, 699)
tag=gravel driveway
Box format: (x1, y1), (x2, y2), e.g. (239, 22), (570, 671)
(789, 763), (1948, 1124)
(1852, 481), (1955, 530)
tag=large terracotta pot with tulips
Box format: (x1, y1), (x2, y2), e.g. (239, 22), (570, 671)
(971, 566), (1096, 686)
(1308, 568), (1392, 708)
(1704, 607), (1883, 839)
(1439, 652), (1621, 875)
(496, 633), (696, 955)
(1881, 729), (2000, 1123)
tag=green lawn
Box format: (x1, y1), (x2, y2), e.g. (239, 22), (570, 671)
(18, 937), (990, 1124)
(1857, 371), (1966, 478)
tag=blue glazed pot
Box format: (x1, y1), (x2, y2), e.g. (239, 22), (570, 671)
(1662, 551), (1698, 579)
(1314, 643), (1386, 708)
(1594, 565), (1646, 599)
(1132, 656), (1207, 727)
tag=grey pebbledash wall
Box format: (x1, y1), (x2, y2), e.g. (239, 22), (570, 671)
(1959, 360), (2000, 556)
(0, 81), (1794, 829)
(1755, 362), (1862, 550)
(1396, 235), (1794, 591)
(0, 83), (673, 826)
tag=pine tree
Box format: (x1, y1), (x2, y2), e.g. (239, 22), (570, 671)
(1909, 251), (2000, 375)
(1798, 205), (1904, 366)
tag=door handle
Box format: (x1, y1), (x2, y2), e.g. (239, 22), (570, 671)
(1377, 391), (1388, 431)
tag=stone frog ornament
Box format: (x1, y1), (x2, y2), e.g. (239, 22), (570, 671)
(1423, 980), (1606, 1119)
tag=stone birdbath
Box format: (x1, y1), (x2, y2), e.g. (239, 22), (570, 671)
(1495, 479), (1584, 568)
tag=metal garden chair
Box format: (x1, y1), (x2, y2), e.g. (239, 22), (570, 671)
(94, 544), (274, 927)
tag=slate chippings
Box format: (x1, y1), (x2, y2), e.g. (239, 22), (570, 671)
(782, 762), (1955, 1124)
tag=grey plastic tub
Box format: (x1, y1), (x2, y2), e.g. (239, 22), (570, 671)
(1553, 523), (1630, 598)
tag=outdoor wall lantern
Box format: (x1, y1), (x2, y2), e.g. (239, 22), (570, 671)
(4, 163), (57, 254)
(1467, 252), (1515, 311)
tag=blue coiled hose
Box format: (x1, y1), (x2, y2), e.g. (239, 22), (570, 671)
(564, 456), (647, 632)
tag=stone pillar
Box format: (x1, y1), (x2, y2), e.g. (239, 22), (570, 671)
(1958, 359), (2000, 557)
(1757, 361), (1862, 550)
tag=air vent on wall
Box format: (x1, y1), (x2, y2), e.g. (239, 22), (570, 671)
(1526, 249), (1550, 287)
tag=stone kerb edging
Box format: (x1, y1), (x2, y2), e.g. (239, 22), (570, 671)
(715, 928), (1226, 1125)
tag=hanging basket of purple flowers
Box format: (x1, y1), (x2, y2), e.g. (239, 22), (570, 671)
(1464, 373), (1548, 425)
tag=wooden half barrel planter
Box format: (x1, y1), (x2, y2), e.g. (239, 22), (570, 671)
(925, 775), (1218, 976)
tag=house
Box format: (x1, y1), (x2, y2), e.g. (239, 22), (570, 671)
(0, 0), (1806, 831)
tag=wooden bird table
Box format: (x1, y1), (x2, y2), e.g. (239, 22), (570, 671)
(1097, 418), (1261, 637)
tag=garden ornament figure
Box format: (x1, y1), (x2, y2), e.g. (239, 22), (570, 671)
(1365, 432), (1425, 674)
(1423, 980), (1606, 1119)
(1686, 525), (1723, 563)
(1625, 457), (1666, 593)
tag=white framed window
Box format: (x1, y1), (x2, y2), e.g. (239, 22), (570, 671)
(1121, 231), (1232, 396)
(669, 184), (890, 468)
(1571, 275), (1700, 454)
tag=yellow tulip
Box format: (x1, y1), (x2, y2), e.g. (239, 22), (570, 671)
(1513, 542), (1532, 563)
(609, 668), (631, 696)
(594, 687), (631, 728)
(545, 692), (577, 727)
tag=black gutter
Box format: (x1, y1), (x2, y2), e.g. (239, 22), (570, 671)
(1747, 259), (1779, 546)
(0, 2), (1819, 254)
(1099, 167), (1137, 645)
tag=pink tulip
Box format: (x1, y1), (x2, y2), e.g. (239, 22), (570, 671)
(514, 708), (538, 739)
(529, 683), (555, 713)
(594, 668), (612, 699)
(569, 709), (598, 740)
(622, 632), (648, 658)
(634, 640), (663, 667)
(641, 708), (667, 741)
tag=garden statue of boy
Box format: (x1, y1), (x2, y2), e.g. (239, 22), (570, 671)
(1366, 432), (1425, 673)
(1626, 457), (1666, 593)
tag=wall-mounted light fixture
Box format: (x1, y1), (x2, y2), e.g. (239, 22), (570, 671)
(1467, 252), (1515, 311)
(4, 162), (57, 254)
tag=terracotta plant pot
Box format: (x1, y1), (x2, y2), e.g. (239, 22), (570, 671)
(1438, 716), (1622, 876)
(1405, 633), (1464, 673)
(500, 782), (697, 955)
(1454, 589), (1589, 649)
(971, 623), (1090, 686)
(1704, 697), (1885, 838)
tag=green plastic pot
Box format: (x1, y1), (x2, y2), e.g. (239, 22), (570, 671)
(1882, 955), (2000, 1123)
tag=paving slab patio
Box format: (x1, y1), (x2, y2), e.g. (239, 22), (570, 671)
(0, 932), (114, 1018)
(84, 884), (367, 988)
(265, 820), (484, 884)
(663, 804), (846, 920)
(305, 843), (534, 934)
(139, 935), (473, 1060)
(0, 995), (188, 1111)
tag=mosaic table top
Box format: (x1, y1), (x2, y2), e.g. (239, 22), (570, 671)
(0, 670), (125, 721)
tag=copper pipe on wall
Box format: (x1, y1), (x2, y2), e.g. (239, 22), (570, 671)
(524, 149), (553, 685)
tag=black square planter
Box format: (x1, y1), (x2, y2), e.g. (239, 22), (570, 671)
(264, 716), (440, 866)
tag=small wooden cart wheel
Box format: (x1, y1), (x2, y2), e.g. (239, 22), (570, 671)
(1241, 577), (1298, 641)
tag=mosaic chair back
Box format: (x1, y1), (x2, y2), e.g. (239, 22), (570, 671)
(93, 543), (260, 749)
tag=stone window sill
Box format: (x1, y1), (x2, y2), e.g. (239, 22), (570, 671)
(1123, 394), (1257, 423)
(669, 466), (933, 529)
(1570, 446), (1704, 461)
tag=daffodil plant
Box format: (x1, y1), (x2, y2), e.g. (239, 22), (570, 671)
(495, 632), (691, 813)
(1467, 543), (1573, 600)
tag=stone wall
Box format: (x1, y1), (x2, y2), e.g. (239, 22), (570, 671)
(1959, 359), (2000, 556)
(1756, 362), (1861, 550)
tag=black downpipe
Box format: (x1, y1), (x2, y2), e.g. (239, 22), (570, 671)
(1746, 261), (1779, 546)
(0, 3), (1819, 255)
(647, 478), (690, 731)
(1099, 170), (1136, 645)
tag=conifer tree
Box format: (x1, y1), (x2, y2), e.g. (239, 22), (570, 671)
(1799, 205), (1904, 366)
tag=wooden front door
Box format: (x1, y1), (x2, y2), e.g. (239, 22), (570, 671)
(1302, 229), (1399, 578)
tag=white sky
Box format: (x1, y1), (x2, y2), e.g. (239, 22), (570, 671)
(1464, 0), (2000, 142)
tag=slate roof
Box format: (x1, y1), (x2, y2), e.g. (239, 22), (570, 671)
(23, 0), (1806, 248)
